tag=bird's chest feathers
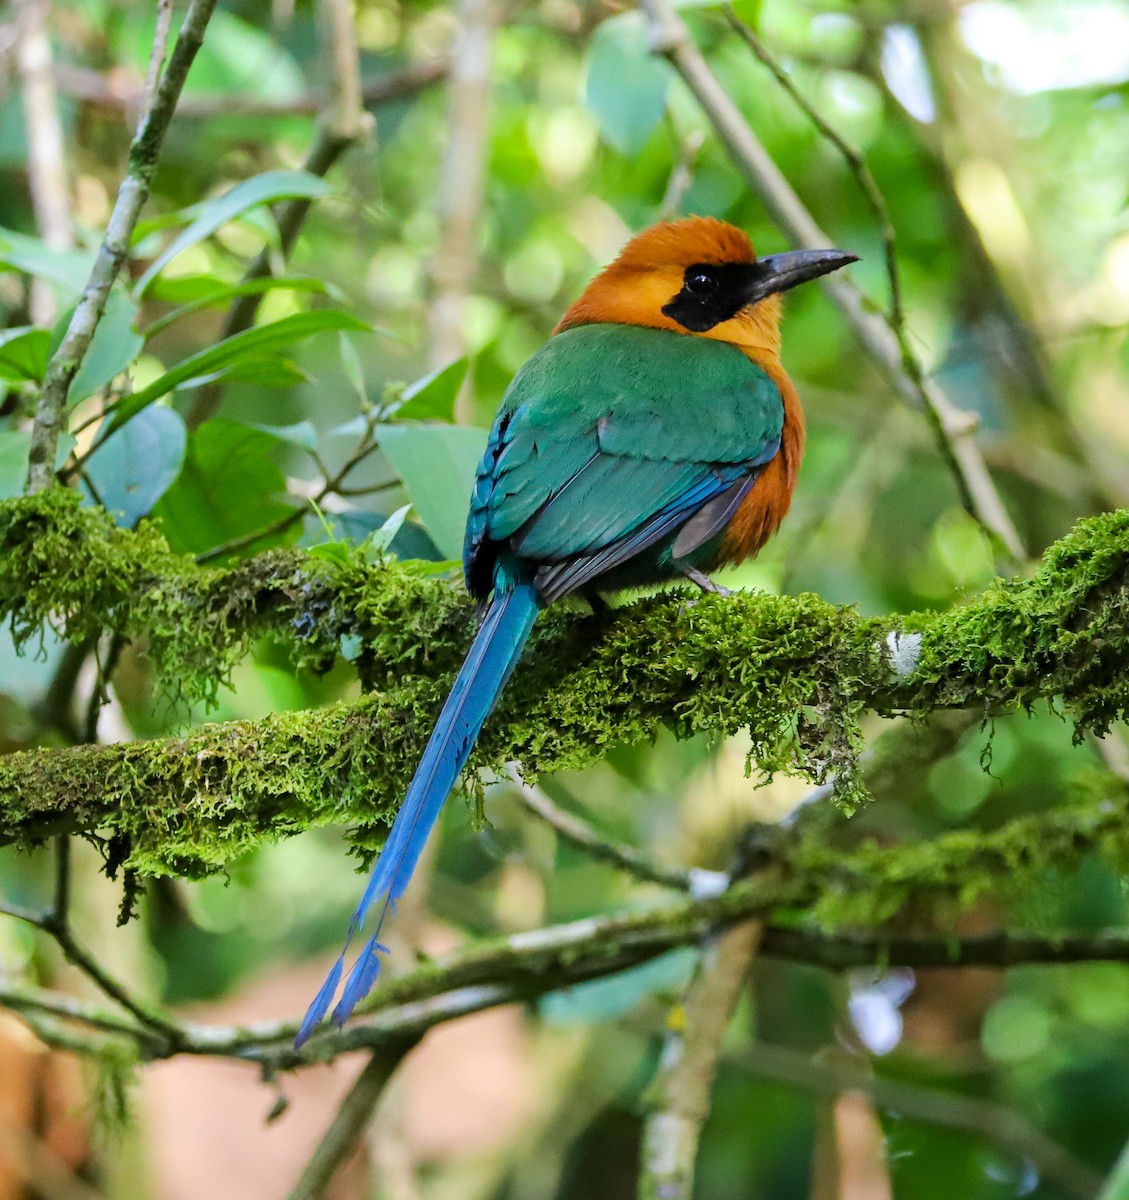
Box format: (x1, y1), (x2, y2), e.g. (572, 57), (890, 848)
(718, 356), (805, 565)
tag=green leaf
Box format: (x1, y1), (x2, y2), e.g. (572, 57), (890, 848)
(0, 228), (96, 293)
(151, 420), (299, 557)
(250, 420), (319, 452)
(395, 358), (469, 422)
(585, 13), (671, 156)
(142, 276), (335, 339)
(135, 171), (335, 297)
(0, 431), (30, 498)
(178, 357), (311, 391)
(83, 406), (187, 527)
(306, 509), (444, 563)
(362, 504), (412, 558)
(331, 413), (369, 439)
(0, 430), (75, 499)
(0, 327), (50, 383)
(376, 424), (487, 560)
(63, 288), (144, 404)
(338, 333), (368, 409)
(106, 310), (370, 435)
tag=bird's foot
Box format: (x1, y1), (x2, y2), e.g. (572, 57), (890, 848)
(678, 564), (731, 599)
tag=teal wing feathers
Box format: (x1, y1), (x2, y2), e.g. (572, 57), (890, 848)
(465, 323), (785, 599)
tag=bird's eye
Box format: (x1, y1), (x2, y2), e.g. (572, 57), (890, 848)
(685, 269), (717, 296)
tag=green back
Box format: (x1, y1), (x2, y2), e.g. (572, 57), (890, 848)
(465, 322), (785, 595)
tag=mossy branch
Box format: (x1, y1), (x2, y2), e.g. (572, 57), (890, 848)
(1, 491), (1128, 874)
(10, 806), (1129, 1072)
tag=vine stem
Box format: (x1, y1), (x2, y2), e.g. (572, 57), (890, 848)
(25, 0), (218, 493)
(635, 0), (1025, 568)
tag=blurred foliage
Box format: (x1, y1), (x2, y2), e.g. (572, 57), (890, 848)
(1, 0), (1129, 1196)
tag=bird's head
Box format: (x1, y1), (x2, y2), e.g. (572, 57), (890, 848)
(556, 216), (857, 359)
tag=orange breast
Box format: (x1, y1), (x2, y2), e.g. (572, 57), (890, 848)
(717, 361), (805, 566)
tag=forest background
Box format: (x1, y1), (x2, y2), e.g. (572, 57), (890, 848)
(2, 0), (1129, 1197)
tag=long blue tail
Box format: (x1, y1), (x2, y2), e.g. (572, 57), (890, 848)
(296, 578), (542, 1046)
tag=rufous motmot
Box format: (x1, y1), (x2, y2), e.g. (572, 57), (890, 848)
(297, 216), (857, 1045)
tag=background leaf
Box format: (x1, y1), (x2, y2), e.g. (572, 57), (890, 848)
(585, 13), (671, 156)
(134, 170), (335, 296)
(395, 357), (469, 422)
(106, 310), (369, 434)
(0, 327), (50, 383)
(142, 276), (333, 338)
(151, 420), (299, 556)
(61, 288), (144, 404)
(376, 424), (488, 560)
(0, 432), (30, 499)
(83, 406), (187, 527)
(0, 228), (96, 292)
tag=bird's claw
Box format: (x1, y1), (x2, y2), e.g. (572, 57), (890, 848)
(677, 563), (731, 602)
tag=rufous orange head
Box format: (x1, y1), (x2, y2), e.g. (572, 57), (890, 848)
(556, 216), (856, 361)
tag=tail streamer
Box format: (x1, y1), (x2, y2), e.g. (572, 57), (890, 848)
(296, 578), (542, 1046)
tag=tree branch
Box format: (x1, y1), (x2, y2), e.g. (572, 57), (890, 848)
(55, 58), (448, 120)
(0, 493), (1127, 868)
(25, 0), (221, 493)
(512, 775), (701, 892)
(8, 853), (1129, 1076)
(427, 0), (495, 407)
(639, 921), (761, 1200)
(285, 1043), (416, 1200)
(759, 927), (1129, 971)
(13, 0), (72, 325)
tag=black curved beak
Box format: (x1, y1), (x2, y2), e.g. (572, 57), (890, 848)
(745, 248), (858, 303)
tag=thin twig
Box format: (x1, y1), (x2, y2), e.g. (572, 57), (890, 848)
(512, 774), (701, 892)
(285, 1042), (417, 1200)
(82, 633), (125, 744)
(725, 13), (905, 342)
(186, 0), (375, 429)
(735, 1041), (1103, 1200)
(638, 921), (762, 1200)
(659, 114), (705, 222)
(194, 413), (383, 563)
(25, 0), (222, 493)
(4, 852), (184, 1047)
(636, 0), (1024, 567)
(0, 980), (160, 1043)
(56, 57), (448, 120)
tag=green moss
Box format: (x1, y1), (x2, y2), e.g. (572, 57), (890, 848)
(796, 770), (1129, 928)
(0, 491), (1128, 887)
(0, 489), (471, 705)
(910, 508), (1129, 733)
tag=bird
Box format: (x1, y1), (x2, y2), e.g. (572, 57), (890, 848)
(296, 216), (856, 1045)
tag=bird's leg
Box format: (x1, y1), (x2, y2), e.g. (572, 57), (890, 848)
(587, 592), (613, 619)
(677, 562), (731, 598)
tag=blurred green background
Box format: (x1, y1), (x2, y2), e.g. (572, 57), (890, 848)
(2, 0), (1129, 1196)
